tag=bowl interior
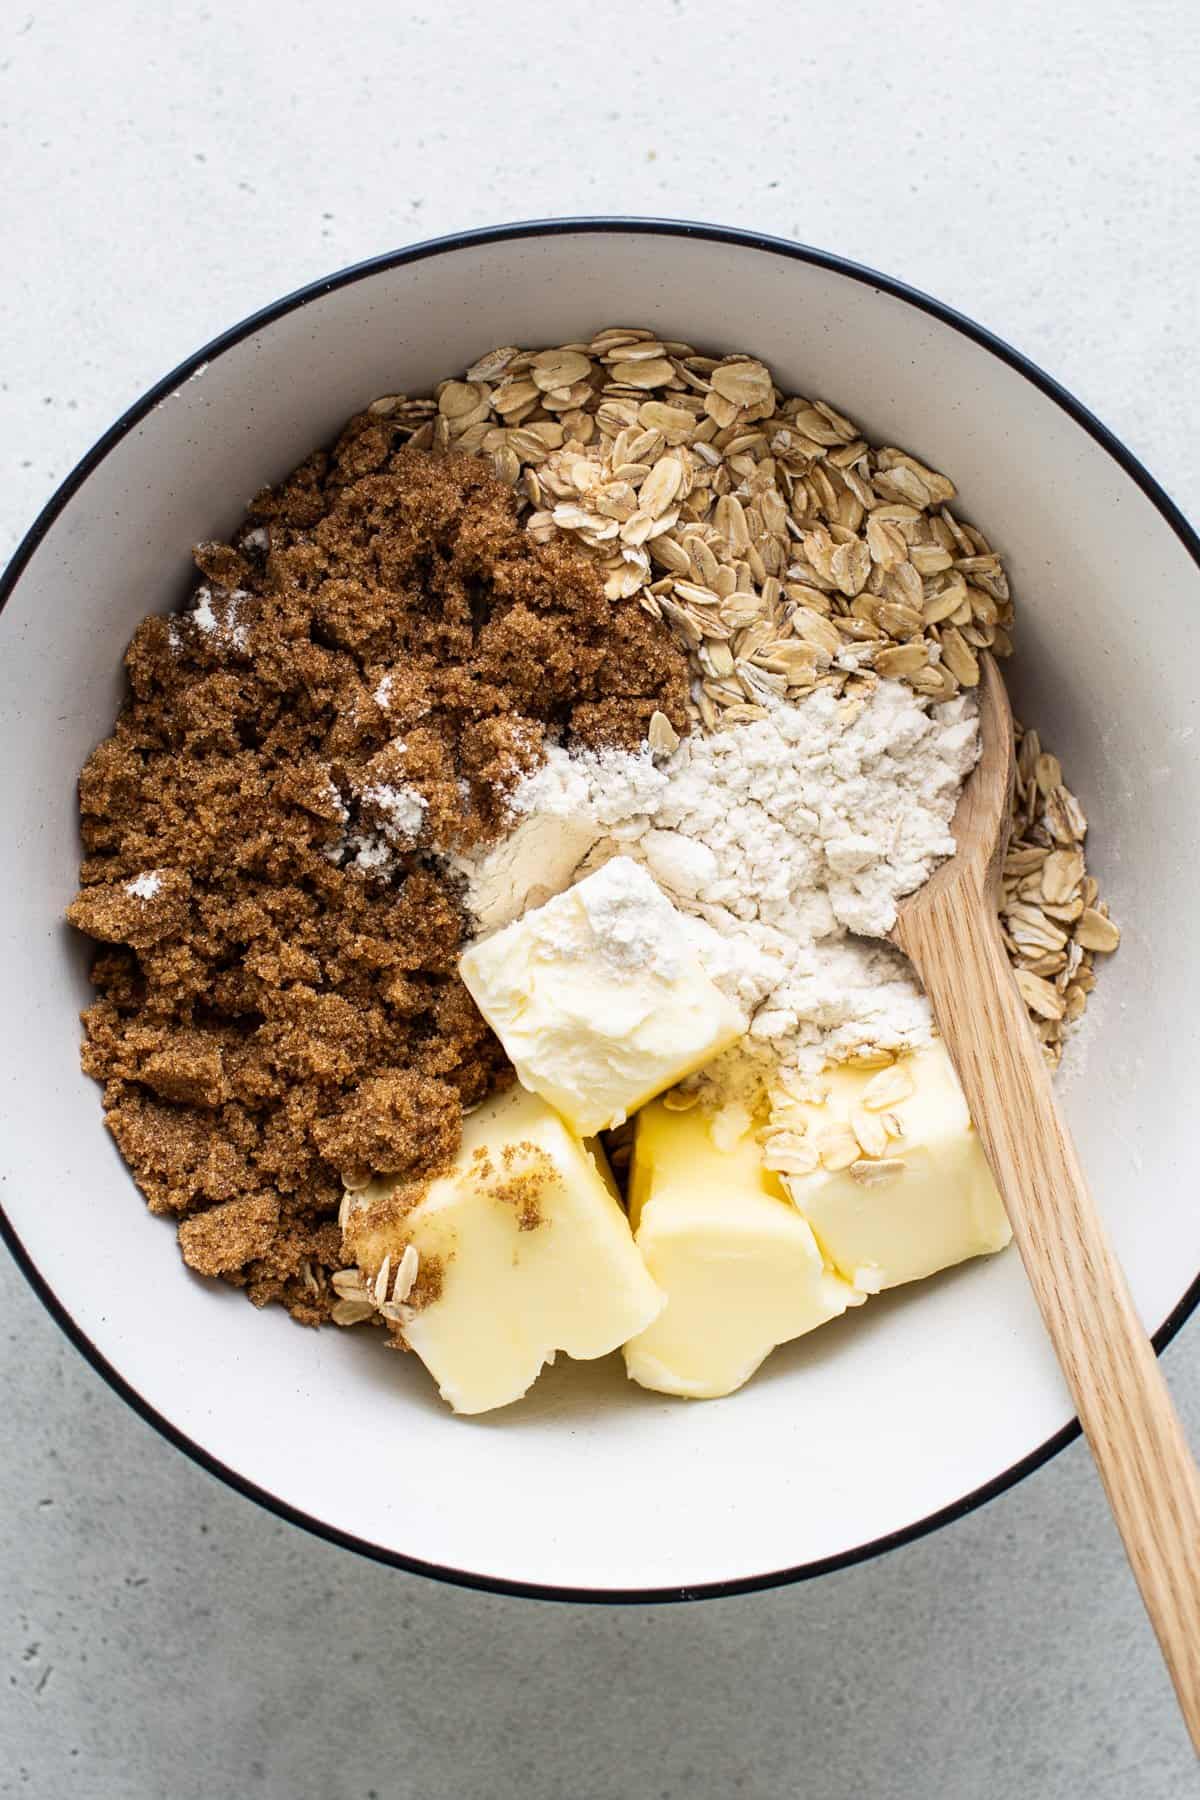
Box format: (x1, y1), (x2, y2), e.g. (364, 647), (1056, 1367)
(3, 225), (1198, 1595)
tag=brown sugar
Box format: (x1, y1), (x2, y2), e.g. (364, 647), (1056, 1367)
(67, 432), (690, 1323)
(494, 1141), (554, 1231)
(402, 1253), (445, 1317)
(177, 1195), (281, 1278)
(312, 1070), (460, 1186)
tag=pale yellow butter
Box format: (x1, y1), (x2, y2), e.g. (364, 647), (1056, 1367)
(458, 857), (746, 1137)
(622, 1100), (863, 1399)
(344, 1085), (664, 1415)
(781, 1041), (1012, 1291)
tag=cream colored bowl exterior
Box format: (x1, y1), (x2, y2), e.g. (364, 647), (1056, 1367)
(2, 222), (1197, 1598)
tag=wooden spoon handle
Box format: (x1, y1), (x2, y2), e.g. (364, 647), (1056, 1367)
(895, 890), (1200, 1752)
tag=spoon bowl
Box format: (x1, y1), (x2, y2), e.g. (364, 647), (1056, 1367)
(891, 655), (1016, 952)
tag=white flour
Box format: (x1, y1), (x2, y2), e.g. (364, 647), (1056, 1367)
(456, 680), (978, 1105)
(362, 780), (427, 844)
(189, 585), (249, 651)
(517, 857), (687, 978)
(322, 754), (427, 876)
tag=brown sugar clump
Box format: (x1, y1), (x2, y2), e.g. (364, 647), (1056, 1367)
(67, 871), (193, 949)
(312, 1071), (461, 1184)
(178, 1195), (281, 1277)
(67, 436), (690, 1323)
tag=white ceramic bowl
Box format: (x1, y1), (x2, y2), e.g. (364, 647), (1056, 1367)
(4, 220), (1199, 1600)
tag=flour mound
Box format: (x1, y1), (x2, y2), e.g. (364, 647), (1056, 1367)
(456, 680), (979, 1103)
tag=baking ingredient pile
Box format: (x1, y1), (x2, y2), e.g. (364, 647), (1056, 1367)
(457, 680), (979, 1130)
(67, 435), (689, 1321)
(67, 332), (1119, 1331)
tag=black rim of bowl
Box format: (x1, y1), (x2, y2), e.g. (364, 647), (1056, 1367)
(3, 216), (1199, 1605)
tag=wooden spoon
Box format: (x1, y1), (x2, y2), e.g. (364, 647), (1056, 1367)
(890, 653), (1200, 1751)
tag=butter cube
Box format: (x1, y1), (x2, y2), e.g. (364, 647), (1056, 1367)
(622, 1100), (863, 1400)
(780, 1042), (1011, 1292)
(458, 857), (746, 1136)
(343, 1085), (664, 1415)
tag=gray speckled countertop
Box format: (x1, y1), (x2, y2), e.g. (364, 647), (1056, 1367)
(4, 2), (1199, 1793)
